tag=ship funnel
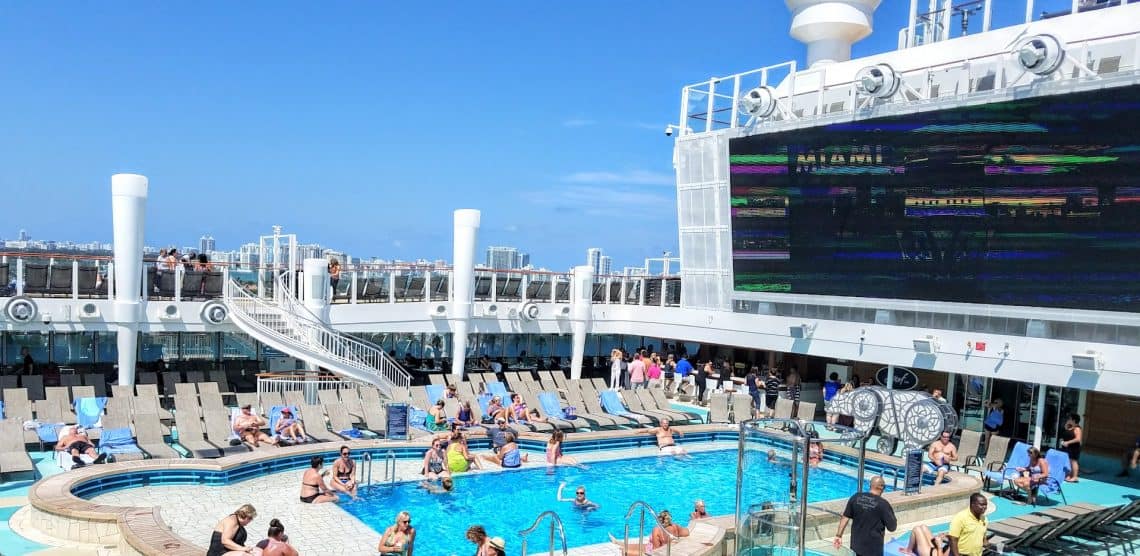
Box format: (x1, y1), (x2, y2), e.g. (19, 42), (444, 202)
(787, 0), (881, 67)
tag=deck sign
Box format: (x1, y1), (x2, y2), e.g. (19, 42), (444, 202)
(875, 367), (919, 390)
(904, 449), (923, 495)
(386, 402), (409, 441)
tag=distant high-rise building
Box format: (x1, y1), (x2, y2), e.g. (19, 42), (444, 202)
(18, 229), (29, 241)
(199, 235), (216, 253)
(486, 246), (526, 269)
(598, 255), (612, 276)
(587, 248), (604, 275)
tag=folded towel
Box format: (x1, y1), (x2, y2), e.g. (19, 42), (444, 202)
(37, 422), (64, 442)
(338, 428), (364, 439)
(409, 409), (427, 429)
(99, 426), (143, 455)
(600, 391), (634, 416)
(73, 397), (108, 429)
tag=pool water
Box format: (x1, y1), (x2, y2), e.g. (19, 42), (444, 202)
(341, 449), (874, 556)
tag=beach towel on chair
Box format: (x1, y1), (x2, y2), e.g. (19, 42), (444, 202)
(98, 427), (143, 458)
(538, 392), (573, 420)
(267, 406), (299, 440)
(73, 397), (108, 428)
(338, 428), (364, 439)
(600, 390), (635, 417)
(425, 384), (445, 405)
(486, 382), (510, 400)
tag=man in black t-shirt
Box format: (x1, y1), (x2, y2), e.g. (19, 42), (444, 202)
(834, 476), (896, 556)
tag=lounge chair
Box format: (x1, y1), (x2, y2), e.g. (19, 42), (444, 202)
(325, 403), (367, 440)
(730, 392), (754, 422)
(173, 411), (228, 458)
(988, 514), (1070, 554)
(1036, 449), (1070, 505)
(599, 390), (657, 426)
(621, 391), (677, 423)
(641, 389), (702, 423)
(537, 391), (593, 430)
(203, 409), (258, 454)
(520, 390), (576, 431)
(578, 384), (645, 427)
(708, 393), (730, 424)
(0, 419), (35, 478)
(964, 435), (1010, 478)
(773, 398), (795, 419)
(97, 426), (147, 462)
(70, 385), (96, 401)
(562, 385), (623, 428)
(950, 429), (983, 472)
(299, 404), (343, 442)
(134, 414), (181, 459)
(985, 441), (1030, 493)
(795, 401), (816, 422)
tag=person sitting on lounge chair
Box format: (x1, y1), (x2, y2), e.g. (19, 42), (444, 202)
(57, 426), (107, 468)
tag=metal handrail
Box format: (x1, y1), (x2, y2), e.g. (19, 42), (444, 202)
(383, 450), (397, 483)
(621, 501), (675, 556)
(224, 277), (411, 396)
(361, 452), (373, 487)
(518, 510), (568, 556)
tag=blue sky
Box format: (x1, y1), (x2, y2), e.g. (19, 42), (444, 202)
(0, 0), (1049, 270)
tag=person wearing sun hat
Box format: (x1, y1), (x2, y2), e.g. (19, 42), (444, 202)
(487, 536), (507, 556)
(274, 406), (306, 443)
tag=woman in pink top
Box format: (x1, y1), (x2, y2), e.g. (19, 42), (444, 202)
(629, 354), (647, 390)
(647, 354), (663, 389)
(545, 431), (584, 468)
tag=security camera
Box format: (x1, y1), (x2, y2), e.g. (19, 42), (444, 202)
(664, 125), (673, 137)
(42, 313), (52, 325)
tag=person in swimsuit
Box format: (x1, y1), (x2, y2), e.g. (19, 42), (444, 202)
(455, 401), (475, 428)
(233, 404), (277, 448)
(422, 438), (450, 480)
(330, 445), (360, 500)
(1012, 446), (1050, 505)
(273, 407), (306, 443)
(690, 499), (709, 521)
(508, 394), (528, 423)
(927, 431), (958, 484)
(466, 525), (493, 556)
(299, 456), (338, 504)
(421, 476), (454, 494)
(377, 511), (416, 555)
(902, 524), (951, 556)
(206, 504), (256, 556)
(56, 426), (107, 468)
(809, 442), (824, 468)
(485, 396), (509, 423)
(428, 399), (449, 432)
(482, 431), (528, 468)
(557, 482), (599, 510)
(641, 419), (688, 456)
(1060, 413), (1083, 483)
(486, 536), (507, 556)
(545, 431), (584, 468)
(446, 432), (481, 473)
(255, 519), (297, 556)
(608, 509), (689, 555)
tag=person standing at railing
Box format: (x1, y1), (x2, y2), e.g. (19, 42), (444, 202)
(328, 259), (341, 299)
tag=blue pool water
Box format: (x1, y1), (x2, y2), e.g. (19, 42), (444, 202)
(341, 449), (875, 556)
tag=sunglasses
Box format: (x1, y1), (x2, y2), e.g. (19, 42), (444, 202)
(401, 519), (412, 525)
(341, 452), (350, 456)
(576, 491), (585, 495)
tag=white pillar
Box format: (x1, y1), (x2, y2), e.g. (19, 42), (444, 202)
(569, 265), (594, 380)
(450, 209), (480, 378)
(301, 258), (330, 322)
(111, 174), (148, 386)
(886, 364), (895, 390)
(1032, 385), (1047, 448)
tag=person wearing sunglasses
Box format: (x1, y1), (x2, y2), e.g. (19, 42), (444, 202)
(329, 446), (360, 501)
(377, 511), (415, 555)
(556, 482), (598, 511)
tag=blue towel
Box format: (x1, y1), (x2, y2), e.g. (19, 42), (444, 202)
(486, 382), (510, 400)
(425, 385), (445, 405)
(884, 538), (909, 556)
(338, 428), (363, 439)
(73, 397), (107, 428)
(600, 391), (635, 417)
(0, 400), (4, 420)
(98, 427), (143, 456)
(538, 392), (569, 420)
(37, 423), (64, 442)
(409, 408), (427, 429)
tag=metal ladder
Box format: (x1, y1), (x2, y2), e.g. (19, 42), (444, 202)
(358, 451), (398, 487)
(620, 501), (677, 556)
(518, 510), (568, 556)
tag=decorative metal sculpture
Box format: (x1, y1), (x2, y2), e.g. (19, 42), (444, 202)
(825, 386), (958, 454)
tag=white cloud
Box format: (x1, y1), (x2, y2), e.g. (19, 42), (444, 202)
(524, 185), (675, 217)
(561, 119), (597, 128)
(562, 170), (674, 187)
(391, 239), (404, 248)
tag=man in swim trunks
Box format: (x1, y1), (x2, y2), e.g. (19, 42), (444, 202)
(927, 431), (958, 484)
(233, 404), (277, 447)
(56, 426), (107, 468)
(642, 419), (687, 456)
(329, 445), (360, 500)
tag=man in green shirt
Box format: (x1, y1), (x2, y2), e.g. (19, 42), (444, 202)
(949, 493), (988, 556)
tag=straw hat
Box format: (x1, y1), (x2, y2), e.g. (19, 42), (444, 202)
(488, 537), (506, 551)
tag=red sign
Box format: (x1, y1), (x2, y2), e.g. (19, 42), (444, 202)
(975, 342), (986, 352)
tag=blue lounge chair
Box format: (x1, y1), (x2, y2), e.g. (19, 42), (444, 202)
(425, 384), (445, 405)
(600, 390), (655, 425)
(985, 441), (1030, 492)
(1036, 449), (1070, 505)
(485, 382), (511, 401)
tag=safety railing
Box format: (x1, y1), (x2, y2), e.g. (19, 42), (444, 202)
(620, 501), (676, 556)
(272, 273), (411, 392)
(225, 278), (411, 397)
(360, 452), (373, 486)
(382, 450), (397, 483)
(679, 13), (1140, 136)
(518, 510), (568, 556)
(255, 373), (363, 407)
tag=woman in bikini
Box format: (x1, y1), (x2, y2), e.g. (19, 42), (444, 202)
(299, 456), (339, 504)
(377, 511), (416, 555)
(422, 439), (450, 480)
(545, 431), (583, 468)
(508, 394), (528, 424)
(485, 396), (508, 423)
(455, 401), (475, 428)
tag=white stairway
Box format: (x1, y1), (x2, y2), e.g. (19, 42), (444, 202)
(222, 276), (410, 399)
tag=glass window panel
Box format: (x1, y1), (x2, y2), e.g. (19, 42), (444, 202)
(51, 332), (95, 365)
(139, 332), (178, 363)
(180, 332), (217, 360)
(221, 333), (259, 360)
(6, 332), (49, 367)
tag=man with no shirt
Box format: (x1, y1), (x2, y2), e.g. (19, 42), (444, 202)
(642, 419), (687, 456)
(927, 431), (958, 484)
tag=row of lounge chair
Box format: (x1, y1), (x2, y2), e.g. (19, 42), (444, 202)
(0, 374), (108, 403)
(987, 498), (1140, 554)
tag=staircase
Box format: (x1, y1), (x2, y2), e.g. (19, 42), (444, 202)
(223, 275), (410, 398)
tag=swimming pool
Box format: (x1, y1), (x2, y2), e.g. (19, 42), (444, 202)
(342, 448), (877, 556)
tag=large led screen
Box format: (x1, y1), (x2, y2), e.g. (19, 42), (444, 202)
(730, 85), (1140, 312)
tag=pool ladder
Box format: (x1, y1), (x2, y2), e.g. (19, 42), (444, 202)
(621, 501), (677, 556)
(359, 451), (398, 487)
(518, 510), (568, 556)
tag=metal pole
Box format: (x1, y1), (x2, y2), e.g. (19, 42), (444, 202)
(1032, 385), (1047, 447)
(886, 364), (895, 390)
(1025, 0), (1035, 24)
(941, 0), (953, 39)
(736, 421), (746, 533)
(548, 519), (555, 556)
(857, 436), (867, 493)
(638, 508), (646, 556)
(798, 437), (811, 556)
(982, 0), (993, 31)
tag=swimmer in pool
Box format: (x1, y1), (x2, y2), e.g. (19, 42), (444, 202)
(557, 482), (599, 510)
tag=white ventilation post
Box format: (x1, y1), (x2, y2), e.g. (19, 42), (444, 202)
(111, 173), (148, 386)
(787, 0), (881, 67)
(569, 265), (594, 380)
(450, 209), (481, 378)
